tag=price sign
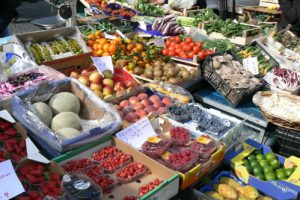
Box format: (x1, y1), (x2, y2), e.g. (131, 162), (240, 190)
(116, 30), (128, 40)
(0, 160), (25, 199)
(153, 37), (165, 48)
(91, 56), (114, 76)
(104, 32), (117, 40)
(116, 117), (157, 149)
(243, 57), (259, 75)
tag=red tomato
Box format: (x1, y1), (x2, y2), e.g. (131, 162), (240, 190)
(189, 42), (195, 49)
(162, 49), (168, 56)
(166, 40), (171, 47)
(183, 45), (191, 52)
(196, 41), (203, 49)
(198, 51), (206, 60)
(175, 49), (181, 55)
(170, 42), (177, 47)
(174, 36), (182, 43)
(168, 50), (175, 56)
(187, 52), (194, 59)
(168, 46), (175, 51)
(193, 46), (200, 53)
(185, 37), (193, 43)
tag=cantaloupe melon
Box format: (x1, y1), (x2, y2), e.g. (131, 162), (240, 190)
(49, 92), (80, 115)
(32, 102), (53, 126)
(51, 112), (82, 132)
(55, 128), (80, 140)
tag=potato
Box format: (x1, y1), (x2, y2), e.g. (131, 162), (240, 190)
(214, 184), (238, 200)
(154, 70), (163, 77)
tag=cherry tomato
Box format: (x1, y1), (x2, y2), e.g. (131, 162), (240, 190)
(166, 40), (171, 47)
(185, 37), (193, 43)
(174, 36), (182, 43)
(162, 49), (168, 56)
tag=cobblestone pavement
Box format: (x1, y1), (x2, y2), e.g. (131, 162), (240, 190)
(9, 0), (57, 34)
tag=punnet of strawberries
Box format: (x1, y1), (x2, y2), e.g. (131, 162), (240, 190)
(63, 158), (94, 173)
(18, 162), (49, 185)
(0, 119), (17, 140)
(139, 178), (163, 197)
(16, 191), (43, 200)
(116, 162), (147, 183)
(170, 127), (191, 146)
(100, 152), (132, 173)
(40, 173), (62, 197)
(165, 149), (199, 171)
(91, 146), (120, 162)
(5, 138), (26, 162)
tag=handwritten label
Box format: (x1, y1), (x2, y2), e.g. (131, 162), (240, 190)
(153, 38), (165, 48)
(104, 32), (117, 40)
(116, 117), (157, 149)
(0, 160), (25, 199)
(91, 56), (114, 76)
(116, 30), (128, 40)
(243, 57), (259, 75)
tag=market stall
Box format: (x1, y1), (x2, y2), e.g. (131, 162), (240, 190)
(1, 0), (300, 199)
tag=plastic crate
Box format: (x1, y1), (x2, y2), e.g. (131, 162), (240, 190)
(201, 52), (262, 107)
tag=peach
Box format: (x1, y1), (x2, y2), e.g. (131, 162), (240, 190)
(117, 110), (125, 118)
(114, 105), (122, 111)
(126, 79), (137, 88)
(138, 93), (148, 101)
(157, 107), (166, 114)
(102, 78), (114, 88)
(162, 97), (172, 106)
(153, 101), (164, 109)
(141, 99), (152, 107)
(129, 96), (140, 105)
(145, 105), (156, 113)
(133, 103), (144, 110)
(90, 83), (102, 91)
(115, 90), (126, 97)
(102, 86), (113, 96)
(124, 112), (139, 123)
(149, 95), (161, 103)
(89, 72), (102, 84)
(114, 82), (125, 92)
(120, 100), (130, 108)
(122, 106), (135, 114)
(77, 76), (88, 86)
(103, 95), (113, 101)
(135, 109), (147, 118)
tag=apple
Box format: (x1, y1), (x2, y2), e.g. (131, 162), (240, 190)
(69, 71), (79, 77)
(124, 112), (139, 123)
(114, 82), (125, 92)
(149, 95), (161, 103)
(141, 99), (152, 107)
(133, 103), (144, 110)
(77, 76), (88, 86)
(162, 97), (172, 106)
(89, 72), (102, 84)
(102, 86), (113, 96)
(120, 100), (130, 108)
(115, 91), (125, 97)
(103, 70), (114, 79)
(129, 96), (140, 105)
(90, 83), (102, 91)
(102, 78), (114, 88)
(93, 90), (103, 99)
(138, 93), (148, 100)
(81, 69), (90, 75)
(135, 109), (147, 118)
(145, 105), (156, 113)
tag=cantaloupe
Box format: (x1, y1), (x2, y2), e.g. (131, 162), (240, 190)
(55, 128), (80, 140)
(49, 92), (80, 115)
(32, 102), (53, 126)
(51, 112), (82, 132)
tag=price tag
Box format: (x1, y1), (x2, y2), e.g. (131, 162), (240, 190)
(243, 57), (259, 75)
(116, 117), (157, 149)
(197, 136), (212, 145)
(116, 30), (128, 40)
(263, 72), (276, 85)
(147, 136), (162, 143)
(153, 38), (165, 48)
(0, 160), (25, 199)
(91, 56), (114, 76)
(104, 32), (117, 40)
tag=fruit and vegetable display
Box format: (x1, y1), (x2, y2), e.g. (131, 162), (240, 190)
(16, 160), (63, 199)
(26, 38), (84, 63)
(209, 53), (262, 90)
(103, 3), (137, 19)
(151, 14), (185, 35)
(188, 8), (220, 23)
(162, 36), (214, 59)
(114, 93), (173, 123)
(86, 0), (108, 8)
(74, 68), (139, 101)
(273, 31), (300, 55)
(236, 45), (277, 75)
(201, 172), (272, 200)
(167, 104), (236, 138)
(135, 60), (198, 84)
(242, 150), (295, 181)
(203, 39), (238, 52)
(134, 0), (164, 17)
(0, 71), (48, 98)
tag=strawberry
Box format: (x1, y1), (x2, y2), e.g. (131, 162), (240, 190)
(5, 138), (26, 162)
(0, 120), (12, 130)
(4, 128), (17, 136)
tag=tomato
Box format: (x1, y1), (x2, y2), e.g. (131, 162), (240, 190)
(187, 52), (194, 59)
(168, 46), (175, 51)
(196, 41), (203, 49)
(168, 50), (175, 56)
(175, 49), (181, 55)
(185, 37), (193, 44)
(198, 51), (206, 60)
(193, 46), (200, 53)
(169, 37), (175, 42)
(174, 36), (182, 43)
(189, 42), (195, 49)
(166, 40), (171, 47)
(170, 42), (177, 47)
(183, 45), (191, 52)
(162, 49), (168, 55)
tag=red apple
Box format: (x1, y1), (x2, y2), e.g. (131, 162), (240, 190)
(90, 83), (102, 91)
(102, 86), (113, 96)
(129, 96), (140, 105)
(120, 100), (130, 108)
(102, 78), (114, 88)
(124, 112), (139, 123)
(122, 106), (135, 114)
(145, 105), (156, 113)
(89, 72), (102, 84)
(77, 76), (88, 86)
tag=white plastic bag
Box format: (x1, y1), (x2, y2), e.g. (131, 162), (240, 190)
(168, 0), (196, 10)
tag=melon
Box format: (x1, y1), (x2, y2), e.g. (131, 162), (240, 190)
(32, 102), (53, 126)
(51, 112), (82, 132)
(55, 128), (80, 140)
(49, 92), (80, 115)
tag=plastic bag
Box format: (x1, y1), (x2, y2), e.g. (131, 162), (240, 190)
(169, 126), (191, 146)
(168, 0), (196, 10)
(165, 148), (199, 171)
(11, 78), (121, 157)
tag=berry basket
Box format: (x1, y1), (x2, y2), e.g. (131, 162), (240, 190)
(201, 51), (263, 107)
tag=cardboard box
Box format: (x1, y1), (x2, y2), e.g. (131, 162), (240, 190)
(14, 26), (91, 68)
(55, 136), (180, 200)
(11, 78), (121, 157)
(226, 139), (300, 200)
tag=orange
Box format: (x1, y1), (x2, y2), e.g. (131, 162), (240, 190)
(87, 34), (96, 40)
(95, 30), (103, 37)
(96, 38), (102, 43)
(110, 40), (119, 45)
(127, 43), (135, 51)
(109, 44), (117, 54)
(96, 49), (104, 56)
(131, 47), (139, 53)
(136, 43), (143, 51)
(97, 43), (103, 50)
(87, 39), (95, 46)
(102, 51), (111, 56)
(92, 43), (99, 51)
(103, 43), (110, 52)
(99, 38), (108, 46)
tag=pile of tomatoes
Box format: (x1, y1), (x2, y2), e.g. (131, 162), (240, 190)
(162, 36), (214, 60)
(86, 0), (107, 8)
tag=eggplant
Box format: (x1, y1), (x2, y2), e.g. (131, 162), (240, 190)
(163, 14), (176, 23)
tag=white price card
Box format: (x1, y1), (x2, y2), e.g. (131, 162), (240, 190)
(116, 30), (128, 40)
(243, 57), (259, 75)
(104, 32), (117, 40)
(0, 160), (25, 199)
(116, 117), (157, 149)
(91, 56), (114, 75)
(153, 37), (166, 48)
